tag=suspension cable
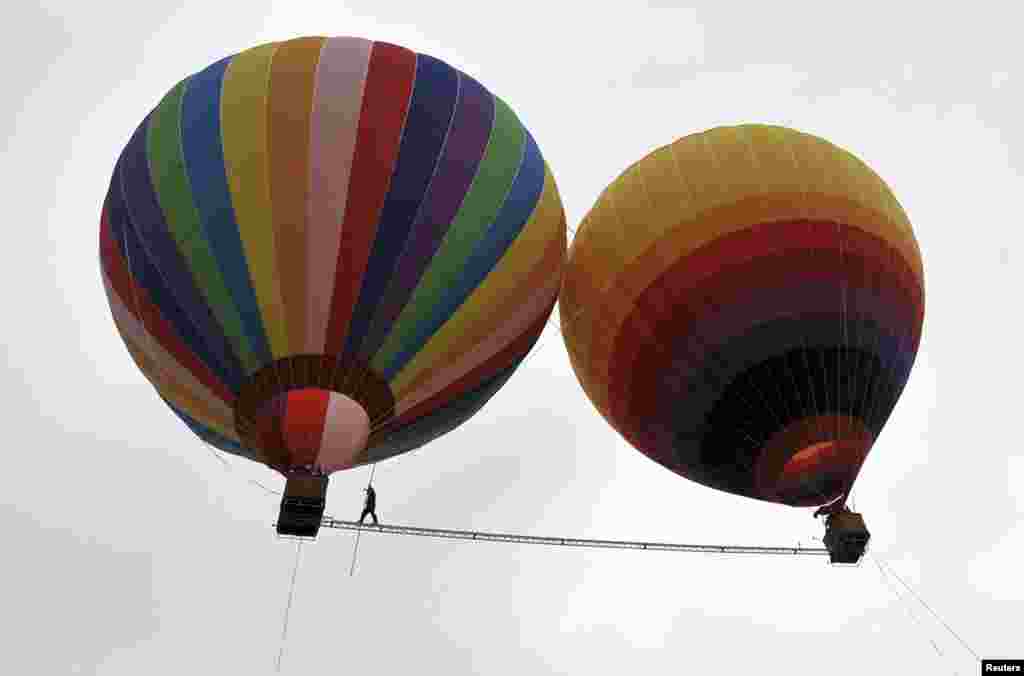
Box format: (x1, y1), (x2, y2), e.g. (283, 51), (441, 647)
(275, 540), (304, 673)
(348, 463), (379, 576)
(873, 554), (981, 662)
(870, 554), (946, 661)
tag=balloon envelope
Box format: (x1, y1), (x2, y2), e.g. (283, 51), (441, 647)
(560, 125), (923, 508)
(100, 36), (566, 476)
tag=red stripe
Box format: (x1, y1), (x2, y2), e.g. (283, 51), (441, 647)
(282, 389), (331, 466)
(100, 207), (235, 404)
(609, 250), (916, 423)
(325, 42), (417, 353)
(606, 221), (922, 430)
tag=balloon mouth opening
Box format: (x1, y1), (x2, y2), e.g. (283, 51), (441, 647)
(783, 441), (845, 474)
(771, 439), (872, 507)
(233, 355), (395, 474)
(263, 387), (372, 475)
(752, 415), (874, 507)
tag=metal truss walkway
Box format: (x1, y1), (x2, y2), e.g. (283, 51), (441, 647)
(320, 518), (829, 556)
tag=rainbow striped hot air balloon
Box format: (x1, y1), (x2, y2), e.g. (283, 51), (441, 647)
(100, 36), (566, 535)
(561, 125), (923, 524)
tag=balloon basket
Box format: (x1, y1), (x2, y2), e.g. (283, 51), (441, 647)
(823, 510), (870, 565)
(276, 475), (329, 539)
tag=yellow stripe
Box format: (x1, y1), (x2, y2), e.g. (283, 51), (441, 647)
(122, 336), (238, 441)
(221, 42), (289, 358)
(267, 36), (327, 354)
(106, 278), (232, 418)
(562, 125), (922, 419)
(395, 227), (565, 401)
(570, 126), (917, 293)
(391, 164), (566, 394)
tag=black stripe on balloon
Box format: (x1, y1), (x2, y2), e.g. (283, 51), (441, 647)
(657, 314), (912, 495)
(693, 345), (902, 496)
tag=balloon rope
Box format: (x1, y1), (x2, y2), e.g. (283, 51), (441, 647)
(275, 540), (304, 673)
(348, 462), (378, 577)
(783, 141), (820, 444)
(874, 554), (980, 662)
(869, 553), (946, 661)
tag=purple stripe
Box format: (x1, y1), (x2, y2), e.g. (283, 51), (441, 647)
(118, 115), (245, 386)
(357, 73), (495, 359)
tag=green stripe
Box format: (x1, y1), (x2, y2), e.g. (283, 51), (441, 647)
(147, 79), (258, 371)
(371, 95), (525, 374)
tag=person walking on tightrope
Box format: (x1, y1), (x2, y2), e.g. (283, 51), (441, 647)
(359, 485), (379, 525)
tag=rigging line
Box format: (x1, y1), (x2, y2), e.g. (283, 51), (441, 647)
(275, 540), (304, 673)
(348, 522), (366, 577)
(119, 158), (263, 496)
(348, 462), (378, 577)
(876, 555), (981, 662)
(835, 221), (866, 507)
(500, 311), (561, 375)
(201, 439), (281, 497)
(321, 518), (830, 556)
(864, 174), (917, 443)
(847, 229), (875, 461)
(850, 257), (883, 444)
(120, 205), (281, 501)
(785, 138), (824, 445)
(853, 253), (885, 438)
(865, 237), (912, 451)
(551, 305), (836, 508)
(838, 221), (846, 450)
(203, 440), (232, 470)
(120, 168), (239, 386)
(740, 129), (805, 447)
(870, 553), (946, 662)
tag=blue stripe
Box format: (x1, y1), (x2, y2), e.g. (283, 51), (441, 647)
(381, 129), (543, 379)
(181, 58), (273, 366)
(110, 139), (244, 390)
(446, 131), (544, 318)
(119, 114), (243, 384)
(343, 53), (460, 361)
(357, 73), (494, 362)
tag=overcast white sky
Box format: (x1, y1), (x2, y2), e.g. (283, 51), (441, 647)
(5, 1), (1022, 674)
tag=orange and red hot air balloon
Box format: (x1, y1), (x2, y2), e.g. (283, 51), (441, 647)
(560, 125), (923, 560)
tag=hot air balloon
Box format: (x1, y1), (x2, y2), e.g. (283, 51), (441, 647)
(100, 36), (566, 537)
(560, 125), (923, 563)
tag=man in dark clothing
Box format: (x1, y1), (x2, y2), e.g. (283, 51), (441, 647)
(359, 485), (379, 525)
